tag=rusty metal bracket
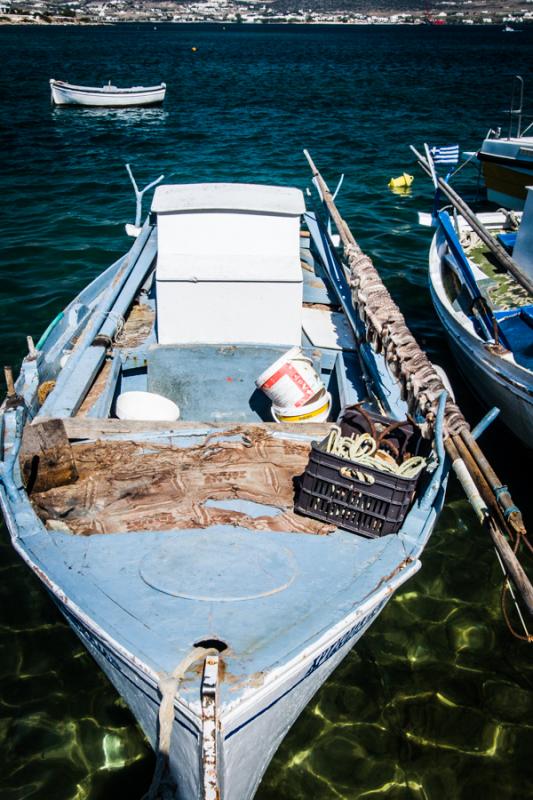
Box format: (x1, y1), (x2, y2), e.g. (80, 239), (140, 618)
(201, 654), (220, 800)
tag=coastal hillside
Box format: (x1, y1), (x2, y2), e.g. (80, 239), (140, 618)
(2, 0), (532, 25)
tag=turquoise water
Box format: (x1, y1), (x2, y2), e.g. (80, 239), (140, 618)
(1, 22), (533, 799)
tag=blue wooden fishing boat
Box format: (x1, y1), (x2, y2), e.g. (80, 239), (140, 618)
(412, 145), (533, 448)
(0, 159), (452, 799)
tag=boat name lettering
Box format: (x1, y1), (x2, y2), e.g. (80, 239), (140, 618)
(66, 612), (121, 671)
(305, 601), (386, 677)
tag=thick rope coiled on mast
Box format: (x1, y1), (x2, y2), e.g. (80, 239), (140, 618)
(345, 241), (469, 439)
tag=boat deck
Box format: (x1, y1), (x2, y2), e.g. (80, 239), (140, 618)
(12, 215), (438, 711)
(32, 425), (333, 536)
(24, 488), (415, 707)
(465, 236), (532, 311)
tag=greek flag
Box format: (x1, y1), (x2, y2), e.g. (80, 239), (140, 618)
(429, 144), (460, 165)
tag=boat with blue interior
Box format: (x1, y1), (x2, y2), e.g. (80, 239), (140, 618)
(0, 153), (489, 799)
(412, 144), (533, 449)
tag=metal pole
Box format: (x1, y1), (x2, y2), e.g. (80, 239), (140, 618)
(305, 149), (533, 621)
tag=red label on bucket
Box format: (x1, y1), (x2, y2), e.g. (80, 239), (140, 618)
(262, 362), (314, 407)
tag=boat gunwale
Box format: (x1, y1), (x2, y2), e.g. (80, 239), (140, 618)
(50, 79), (166, 95)
(429, 229), (533, 394)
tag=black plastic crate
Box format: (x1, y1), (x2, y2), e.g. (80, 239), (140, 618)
(295, 407), (424, 538)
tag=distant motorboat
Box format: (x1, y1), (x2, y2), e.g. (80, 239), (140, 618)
(503, 25), (520, 32)
(477, 75), (533, 210)
(50, 78), (166, 107)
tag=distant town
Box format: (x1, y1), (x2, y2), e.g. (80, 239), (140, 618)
(1, 0), (532, 26)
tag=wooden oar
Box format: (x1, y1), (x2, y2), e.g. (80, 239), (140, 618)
(445, 437), (533, 617)
(303, 149), (533, 621)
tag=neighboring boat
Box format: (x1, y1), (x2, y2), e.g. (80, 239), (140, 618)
(427, 181), (533, 447)
(50, 78), (166, 107)
(477, 75), (533, 210)
(0, 170), (452, 798)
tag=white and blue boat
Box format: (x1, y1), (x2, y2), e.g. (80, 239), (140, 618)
(50, 79), (166, 107)
(0, 168), (450, 799)
(427, 184), (533, 448)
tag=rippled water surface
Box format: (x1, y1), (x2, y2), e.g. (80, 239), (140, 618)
(1, 22), (532, 800)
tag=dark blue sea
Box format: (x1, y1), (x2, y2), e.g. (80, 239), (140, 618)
(0, 22), (532, 800)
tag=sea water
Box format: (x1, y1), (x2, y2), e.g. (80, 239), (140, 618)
(0, 22), (532, 800)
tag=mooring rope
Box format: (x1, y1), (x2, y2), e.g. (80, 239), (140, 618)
(143, 646), (217, 800)
(324, 426), (427, 481)
(345, 240), (469, 439)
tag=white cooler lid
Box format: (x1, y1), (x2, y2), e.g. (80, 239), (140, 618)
(152, 183), (305, 216)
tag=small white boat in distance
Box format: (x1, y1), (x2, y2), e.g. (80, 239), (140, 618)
(50, 79), (166, 107)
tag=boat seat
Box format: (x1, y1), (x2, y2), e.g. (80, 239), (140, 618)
(146, 343), (322, 423)
(494, 305), (533, 369)
(302, 268), (338, 306)
(496, 231), (517, 253)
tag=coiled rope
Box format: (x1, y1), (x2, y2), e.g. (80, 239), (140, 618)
(324, 426), (427, 482)
(143, 646), (217, 800)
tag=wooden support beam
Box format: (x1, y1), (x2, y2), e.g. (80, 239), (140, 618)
(35, 416), (334, 441)
(20, 418), (78, 493)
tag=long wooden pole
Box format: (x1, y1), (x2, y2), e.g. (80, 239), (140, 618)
(410, 145), (533, 296)
(303, 149), (533, 618)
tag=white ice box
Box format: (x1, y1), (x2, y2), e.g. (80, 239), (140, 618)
(152, 183), (305, 345)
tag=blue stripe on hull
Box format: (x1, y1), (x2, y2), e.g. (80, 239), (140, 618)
(54, 597), (201, 740)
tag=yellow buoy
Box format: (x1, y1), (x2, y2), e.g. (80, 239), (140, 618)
(388, 173), (414, 190)
(191, 46), (197, 52)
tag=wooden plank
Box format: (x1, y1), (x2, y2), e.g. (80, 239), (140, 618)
(87, 355), (122, 419)
(36, 416), (334, 440)
(77, 358), (113, 417)
(302, 307), (357, 351)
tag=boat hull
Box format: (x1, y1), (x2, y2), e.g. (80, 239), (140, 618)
(478, 138), (533, 210)
(0, 197), (450, 800)
(429, 236), (533, 448)
(50, 81), (166, 107)
(54, 580), (398, 800)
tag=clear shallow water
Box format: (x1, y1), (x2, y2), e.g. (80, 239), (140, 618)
(0, 22), (533, 800)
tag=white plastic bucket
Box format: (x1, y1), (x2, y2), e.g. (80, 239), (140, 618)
(256, 347), (324, 409)
(271, 391), (332, 424)
(115, 391), (180, 422)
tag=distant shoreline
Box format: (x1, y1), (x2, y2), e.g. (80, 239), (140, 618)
(0, 16), (531, 27)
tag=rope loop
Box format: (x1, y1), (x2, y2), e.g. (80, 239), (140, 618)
(494, 485), (509, 500)
(503, 505), (521, 520)
(323, 426), (427, 480)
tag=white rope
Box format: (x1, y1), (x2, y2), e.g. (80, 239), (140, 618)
(143, 646), (217, 800)
(324, 427), (427, 480)
(96, 309), (126, 340)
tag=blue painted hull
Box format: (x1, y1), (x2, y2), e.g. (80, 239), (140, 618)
(0, 189), (449, 799)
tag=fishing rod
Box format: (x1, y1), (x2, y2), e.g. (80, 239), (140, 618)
(303, 149), (533, 630)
